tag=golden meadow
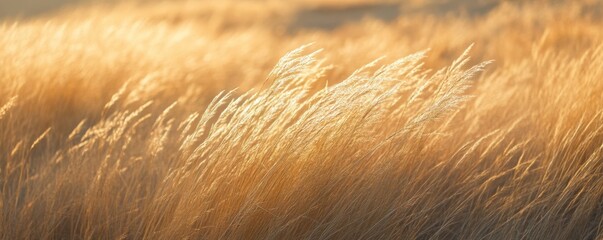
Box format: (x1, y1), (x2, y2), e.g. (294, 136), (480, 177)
(1, 0), (602, 239)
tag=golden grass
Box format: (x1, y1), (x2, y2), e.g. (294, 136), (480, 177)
(1, 0), (603, 239)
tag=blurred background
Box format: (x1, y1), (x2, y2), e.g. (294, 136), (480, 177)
(0, 0), (506, 21)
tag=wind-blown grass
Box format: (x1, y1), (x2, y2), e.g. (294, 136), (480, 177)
(1, 0), (603, 239)
(2, 43), (603, 239)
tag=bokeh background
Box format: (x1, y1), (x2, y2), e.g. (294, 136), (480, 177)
(0, 0), (509, 20)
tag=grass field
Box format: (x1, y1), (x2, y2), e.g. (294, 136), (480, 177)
(1, 0), (603, 239)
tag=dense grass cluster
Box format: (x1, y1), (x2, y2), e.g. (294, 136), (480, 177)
(1, 0), (603, 239)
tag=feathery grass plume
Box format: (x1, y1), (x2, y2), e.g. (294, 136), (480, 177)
(140, 45), (490, 239)
(0, 96), (17, 121)
(30, 128), (52, 150)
